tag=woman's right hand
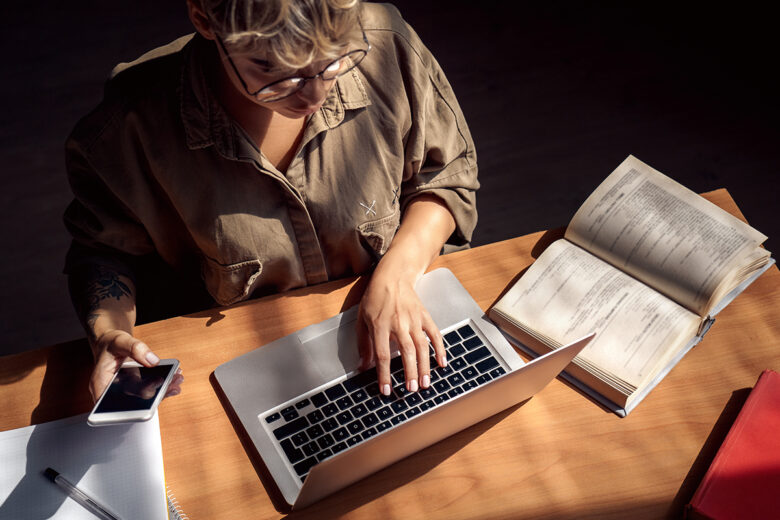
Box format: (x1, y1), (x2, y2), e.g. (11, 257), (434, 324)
(90, 329), (183, 402)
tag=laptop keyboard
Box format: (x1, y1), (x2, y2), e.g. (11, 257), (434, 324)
(261, 320), (507, 482)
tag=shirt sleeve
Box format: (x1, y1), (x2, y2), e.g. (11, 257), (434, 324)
(397, 18), (480, 249)
(62, 125), (156, 276)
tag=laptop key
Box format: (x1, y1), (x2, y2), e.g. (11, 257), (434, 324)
(281, 407), (298, 421)
(325, 384), (347, 401)
(273, 416), (309, 441)
(462, 380), (478, 392)
(391, 400), (408, 414)
(448, 387), (464, 398)
(490, 367), (507, 378)
(265, 412), (281, 424)
(434, 394), (449, 405)
(347, 435), (361, 447)
(433, 380), (451, 393)
(311, 392), (328, 407)
(389, 356), (404, 372)
(405, 406), (421, 419)
(333, 427), (349, 442)
(447, 373), (464, 387)
(336, 396), (354, 411)
(295, 398), (310, 409)
(390, 415), (404, 425)
(376, 406), (392, 420)
(306, 409), (324, 424)
(419, 387), (436, 400)
(321, 418), (338, 432)
(458, 324), (476, 339)
(450, 357), (467, 371)
(306, 424), (324, 439)
(322, 403), (339, 417)
(294, 457), (318, 477)
(347, 420), (364, 435)
(376, 420), (391, 432)
(444, 331), (461, 346)
(406, 393), (422, 406)
(343, 370), (377, 392)
(394, 385), (409, 398)
(280, 438), (304, 464)
(350, 389), (368, 403)
(420, 401), (435, 412)
(462, 366), (479, 380)
(291, 432), (308, 447)
(476, 373), (492, 385)
(302, 441), (319, 457)
(476, 357), (499, 373)
(361, 427), (378, 440)
(317, 434), (335, 450)
(463, 336), (483, 351)
(352, 403), (369, 417)
(336, 411), (353, 425)
(362, 413), (379, 428)
(365, 396), (382, 411)
(332, 441), (348, 454)
(316, 449), (332, 462)
(465, 345), (491, 364)
(449, 344), (466, 358)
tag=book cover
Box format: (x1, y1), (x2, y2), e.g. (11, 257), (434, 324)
(686, 370), (780, 519)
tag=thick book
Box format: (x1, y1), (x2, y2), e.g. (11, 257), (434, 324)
(686, 369), (780, 520)
(489, 155), (774, 416)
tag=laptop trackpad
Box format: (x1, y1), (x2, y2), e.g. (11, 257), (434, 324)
(298, 306), (361, 384)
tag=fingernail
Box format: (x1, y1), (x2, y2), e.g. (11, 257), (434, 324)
(422, 375), (430, 388)
(440, 355), (448, 367)
(145, 352), (160, 365)
(382, 384), (391, 396)
(168, 388), (181, 397)
(408, 379), (418, 392)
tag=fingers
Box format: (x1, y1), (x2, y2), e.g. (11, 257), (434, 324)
(89, 330), (163, 403)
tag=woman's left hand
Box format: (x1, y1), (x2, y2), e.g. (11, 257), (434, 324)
(356, 194), (456, 397)
(357, 264), (447, 397)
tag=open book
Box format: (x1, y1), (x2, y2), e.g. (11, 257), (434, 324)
(489, 155), (774, 416)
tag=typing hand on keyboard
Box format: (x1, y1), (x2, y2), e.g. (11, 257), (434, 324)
(356, 268), (448, 397)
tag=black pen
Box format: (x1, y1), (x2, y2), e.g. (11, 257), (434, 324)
(44, 467), (122, 520)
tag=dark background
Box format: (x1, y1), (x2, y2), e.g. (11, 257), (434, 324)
(1, 1), (777, 356)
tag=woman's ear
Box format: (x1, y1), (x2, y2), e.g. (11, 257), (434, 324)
(186, 0), (216, 40)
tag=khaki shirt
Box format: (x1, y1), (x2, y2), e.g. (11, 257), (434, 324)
(64, 3), (479, 306)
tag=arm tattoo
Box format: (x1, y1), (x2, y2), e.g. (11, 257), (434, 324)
(69, 264), (134, 340)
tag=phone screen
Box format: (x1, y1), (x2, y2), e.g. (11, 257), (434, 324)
(94, 365), (175, 413)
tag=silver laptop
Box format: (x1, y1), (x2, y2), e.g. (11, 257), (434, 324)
(213, 267), (593, 509)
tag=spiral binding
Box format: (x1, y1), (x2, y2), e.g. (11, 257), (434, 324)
(166, 485), (190, 520)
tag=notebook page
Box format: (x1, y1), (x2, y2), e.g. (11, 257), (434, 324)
(0, 413), (167, 520)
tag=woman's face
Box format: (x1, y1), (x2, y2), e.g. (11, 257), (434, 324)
(217, 44), (340, 119)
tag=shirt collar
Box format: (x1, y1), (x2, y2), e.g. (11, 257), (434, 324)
(180, 34), (371, 154)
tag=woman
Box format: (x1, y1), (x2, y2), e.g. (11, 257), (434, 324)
(65, 0), (478, 402)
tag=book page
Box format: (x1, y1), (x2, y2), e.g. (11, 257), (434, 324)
(493, 239), (700, 389)
(564, 155), (768, 316)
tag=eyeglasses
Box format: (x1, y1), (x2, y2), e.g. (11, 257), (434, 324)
(214, 26), (370, 103)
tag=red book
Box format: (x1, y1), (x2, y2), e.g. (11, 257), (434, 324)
(687, 370), (780, 520)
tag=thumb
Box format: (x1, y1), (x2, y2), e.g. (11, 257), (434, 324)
(107, 331), (160, 367)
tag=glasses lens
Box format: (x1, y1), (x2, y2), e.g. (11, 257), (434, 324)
(321, 50), (367, 81)
(253, 49), (368, 102)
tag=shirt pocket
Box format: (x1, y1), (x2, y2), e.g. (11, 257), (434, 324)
(357, 208), (401, 259)
(201, 255), (263, 306)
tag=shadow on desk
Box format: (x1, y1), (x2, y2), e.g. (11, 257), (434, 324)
(667, 387), (751, 518)
(210, 368), (527, 515)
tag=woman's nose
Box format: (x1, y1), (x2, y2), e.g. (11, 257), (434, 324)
(296, 77), (332, 105)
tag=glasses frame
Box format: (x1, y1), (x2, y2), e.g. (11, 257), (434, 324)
(214, 24), (371, 103)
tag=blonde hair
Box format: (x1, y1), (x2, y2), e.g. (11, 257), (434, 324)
(199, 0), (362, 69)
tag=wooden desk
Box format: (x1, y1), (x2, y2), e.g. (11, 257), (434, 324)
(2, 189), (778, 519)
